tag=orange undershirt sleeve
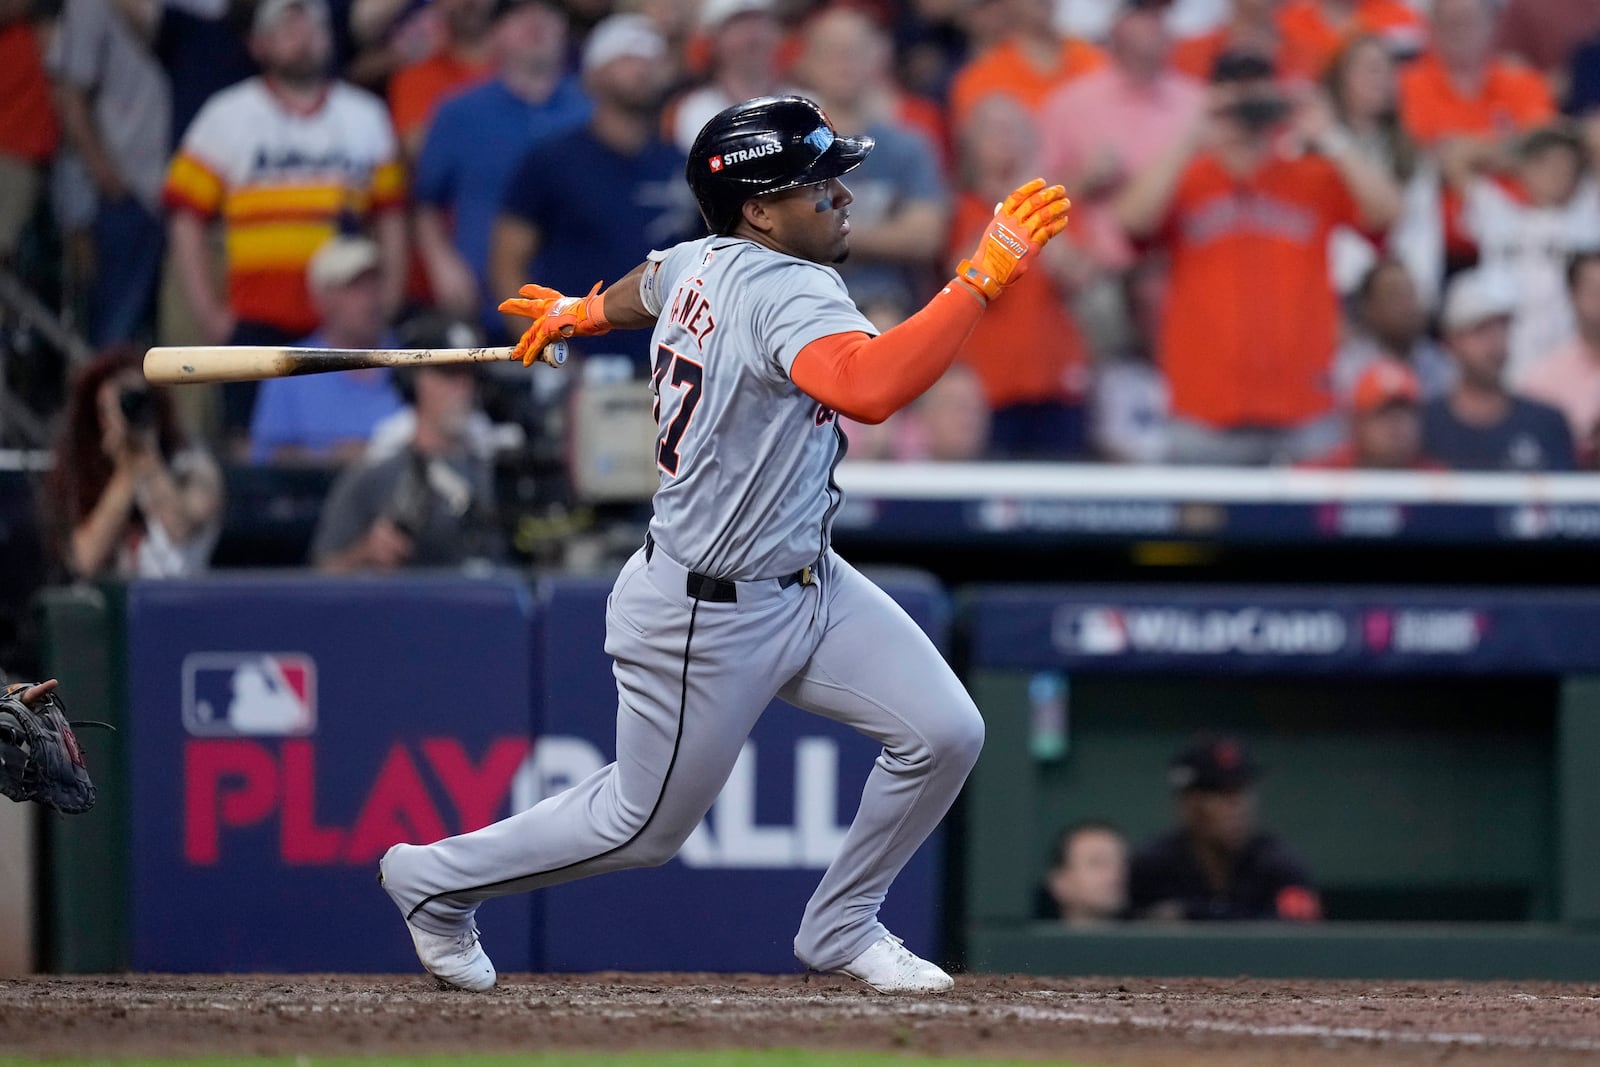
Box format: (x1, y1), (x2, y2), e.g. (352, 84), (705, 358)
(790, 283), (987, 424)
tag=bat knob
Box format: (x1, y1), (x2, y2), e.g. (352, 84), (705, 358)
(546, 341), (568, 367)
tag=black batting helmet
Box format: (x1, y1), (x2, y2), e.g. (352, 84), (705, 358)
(685, 95), (874, 235)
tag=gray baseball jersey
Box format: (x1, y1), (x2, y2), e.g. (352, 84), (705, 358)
(380, 233), (983, 983)
(641, 235), (877, 581)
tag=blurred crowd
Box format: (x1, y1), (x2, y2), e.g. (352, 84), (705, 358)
(5, 0), (1600, 576)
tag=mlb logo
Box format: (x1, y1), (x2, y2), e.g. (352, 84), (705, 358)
(709, 156), (723, 172)
(1053, 606), (1128, 655)
(182, 653), (317, 737)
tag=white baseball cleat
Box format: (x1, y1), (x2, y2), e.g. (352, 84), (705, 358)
(403, 921), (496, 992)
(834, 934), (954, 994)
(379, 846), (496, 992)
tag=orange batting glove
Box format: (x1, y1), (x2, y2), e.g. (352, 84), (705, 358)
(953, 178), (1071, 305)
(497, 280), (612, 367)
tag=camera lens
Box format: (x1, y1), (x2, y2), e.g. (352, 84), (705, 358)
(119, 387), (154, 427)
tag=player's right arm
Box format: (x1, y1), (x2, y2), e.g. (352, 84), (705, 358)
(789, 179), (1069, 425)
(498, 260), (661, 366)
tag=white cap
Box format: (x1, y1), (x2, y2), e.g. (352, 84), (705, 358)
(698, 0), (774, 31)
(253, 0), (328, 33)
(307, 235), (380, 291)
(1440, 268), (1517, 334)
(582, 13), (666, 75)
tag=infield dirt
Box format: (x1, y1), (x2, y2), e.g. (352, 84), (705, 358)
(4, 973), (1600, 1065)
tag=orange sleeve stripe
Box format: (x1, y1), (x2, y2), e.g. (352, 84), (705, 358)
(162, 188), (219, 218)
(370, 160), (408, 210)
(790, 283), (986, 424)
(163, 153), (226, 216)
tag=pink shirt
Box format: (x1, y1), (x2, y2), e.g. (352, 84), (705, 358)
(1039, 66), (1206, 269)
(1518, 338), (1600, 458)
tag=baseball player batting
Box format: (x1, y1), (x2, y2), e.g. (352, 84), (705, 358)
(379, 95), (1069, 994)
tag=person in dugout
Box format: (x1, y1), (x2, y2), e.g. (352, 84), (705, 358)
(1128, 734), (1323, 922)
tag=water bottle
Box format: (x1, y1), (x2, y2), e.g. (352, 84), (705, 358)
(1028, 672), (1069, 762)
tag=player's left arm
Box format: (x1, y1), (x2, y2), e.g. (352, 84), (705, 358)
(791, 179), (1068, 425)
(498, 261), (658, 367)
(789, 288), (982, 425)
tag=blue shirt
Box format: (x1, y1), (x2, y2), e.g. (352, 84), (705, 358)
(1421, 395), (1576, 472)
(413, 76), (591, 334)
(501, 125), (701, 307)
(248, 331), (405, 464)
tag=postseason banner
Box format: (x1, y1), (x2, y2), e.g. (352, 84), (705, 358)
(125, 569), (951, 975)
(969, 586), (1600, 676)
(127, 575), (540, 973)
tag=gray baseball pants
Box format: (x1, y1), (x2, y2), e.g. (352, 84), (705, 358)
(380, 543), (984, 972)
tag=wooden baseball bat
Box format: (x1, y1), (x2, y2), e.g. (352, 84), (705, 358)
(143, 340), (566, 385)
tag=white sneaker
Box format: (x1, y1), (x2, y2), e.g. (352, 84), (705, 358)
(379, 848), (496, 992)
(834, 934), (954, 994)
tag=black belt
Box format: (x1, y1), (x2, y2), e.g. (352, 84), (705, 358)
(645, 534), (814, 603)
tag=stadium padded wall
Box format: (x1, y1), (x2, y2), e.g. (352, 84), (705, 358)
(36, 583), (130, 973)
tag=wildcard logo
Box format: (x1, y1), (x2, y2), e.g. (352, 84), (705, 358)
(183, 653), (316, 738)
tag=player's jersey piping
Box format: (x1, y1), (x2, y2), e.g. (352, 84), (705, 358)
(407, 598), (702, 919)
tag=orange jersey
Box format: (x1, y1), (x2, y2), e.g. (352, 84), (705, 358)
(1276, 0), (1427, 75)
(1158, 154), (1360, 428)
(388, 50), (492, 145)
(164, 78), (405, 335)
(0, 21), (59, 161)
(949, 37), (1107, 124)
(947, 194), (1090, 409)
(1398, 52), (1555, 144)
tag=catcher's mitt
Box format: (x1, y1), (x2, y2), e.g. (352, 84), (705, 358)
(0, 681), (109, 815)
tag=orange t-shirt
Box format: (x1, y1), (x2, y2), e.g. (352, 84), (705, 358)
(1158, 153), (1360, 428)
(1169, 27), (1319, 83)
(947, 194), (1089, 409)
(949, 37), (1107, 124)
(0, 21), (59, 162)
(388, 50), (493, 146)
(1398, 52), (1555, 144)
(1276, 0), (1427, 75)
